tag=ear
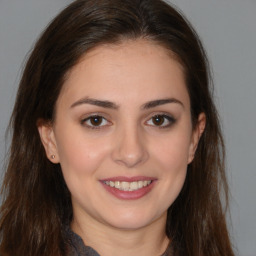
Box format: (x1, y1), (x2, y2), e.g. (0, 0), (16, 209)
(188, 113), (206, 164)
(37, 119), (59, 164)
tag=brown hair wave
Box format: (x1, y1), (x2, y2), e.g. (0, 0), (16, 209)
(0, 0), (234, 255)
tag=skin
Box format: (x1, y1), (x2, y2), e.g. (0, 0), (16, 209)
(38, 39), (205, 256)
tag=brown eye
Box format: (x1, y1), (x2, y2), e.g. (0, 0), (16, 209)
(89, 116), (103, 126)
(82, 115), (109, 128)
(152, 115), (165, 126)
(146, 114), (176, 128)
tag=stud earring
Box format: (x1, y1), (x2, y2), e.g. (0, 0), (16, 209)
(51, 155), (55, 159)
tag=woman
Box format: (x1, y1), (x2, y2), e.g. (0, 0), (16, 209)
(0, 0), (235, 255)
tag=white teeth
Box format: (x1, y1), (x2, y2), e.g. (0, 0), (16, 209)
(130, 181), (138, 191)
(138, 181), (143, 189)
(122, 182), (129, 191)
(115, 181), (121, 189)
(103, 180), (152, 191)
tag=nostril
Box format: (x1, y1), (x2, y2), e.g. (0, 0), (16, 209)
(111, 136), (149, 168)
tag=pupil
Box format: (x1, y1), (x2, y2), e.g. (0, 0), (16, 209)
(153, 115), (164, 126)
(91, 116), (102, 126)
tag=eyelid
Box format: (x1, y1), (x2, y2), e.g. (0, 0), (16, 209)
(145, 113), (176, 128)
(80, 113), (112, 129)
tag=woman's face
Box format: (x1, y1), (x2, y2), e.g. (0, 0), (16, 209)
(39, 39), (204, 230)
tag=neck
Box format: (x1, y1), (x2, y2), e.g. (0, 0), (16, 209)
(71, 212), (170, 256)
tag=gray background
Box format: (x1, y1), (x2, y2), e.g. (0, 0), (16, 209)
(0, 1), (255, 255)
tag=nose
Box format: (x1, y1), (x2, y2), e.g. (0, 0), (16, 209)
(111, 125), (149, 168)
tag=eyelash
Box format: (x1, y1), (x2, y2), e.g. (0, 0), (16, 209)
(145, 114), (176, 128)
(81, 115), (111, 129)
(81, 114), (176, 129)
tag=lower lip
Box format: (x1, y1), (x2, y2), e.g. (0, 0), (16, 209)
(101, 181), (156, 200)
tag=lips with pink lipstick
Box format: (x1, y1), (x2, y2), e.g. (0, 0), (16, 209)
(100, 176), (157, 200)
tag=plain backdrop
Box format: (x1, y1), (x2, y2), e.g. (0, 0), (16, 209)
(0, 1), (255, 255)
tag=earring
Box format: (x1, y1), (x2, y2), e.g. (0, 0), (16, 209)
(51, 155), (55, 159)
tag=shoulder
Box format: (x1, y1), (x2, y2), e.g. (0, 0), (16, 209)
(64, 226), (100, 256)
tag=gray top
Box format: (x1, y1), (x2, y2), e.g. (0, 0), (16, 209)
(66, 227), (100, 256)
(65, 227), (174, 256)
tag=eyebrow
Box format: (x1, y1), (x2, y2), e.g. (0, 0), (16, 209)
(70, 97), (183, 110)
(70, 97), (119, 109)
(141, 98), (184, 109)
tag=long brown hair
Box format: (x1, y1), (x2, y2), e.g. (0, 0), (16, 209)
(0, 0), (234, 255)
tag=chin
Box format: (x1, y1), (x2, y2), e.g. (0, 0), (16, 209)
(101, 209), (165, 230)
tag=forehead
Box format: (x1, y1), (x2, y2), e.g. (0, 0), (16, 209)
(58, 39), (189, 108)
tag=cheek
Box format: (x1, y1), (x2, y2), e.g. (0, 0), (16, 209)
(55, 128), (109, 178)
(151, 134), (190, 206)
(152, 130), (192, 171)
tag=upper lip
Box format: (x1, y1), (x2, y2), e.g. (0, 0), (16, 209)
(100, 176), (157, 182)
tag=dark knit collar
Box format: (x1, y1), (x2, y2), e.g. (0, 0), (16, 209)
(65, 226), (100, 256)
(65, 226), (174, 256)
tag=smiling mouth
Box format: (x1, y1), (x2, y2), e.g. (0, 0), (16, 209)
(102, 180), (152, 191)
